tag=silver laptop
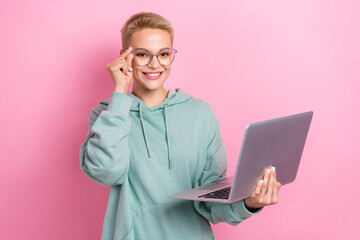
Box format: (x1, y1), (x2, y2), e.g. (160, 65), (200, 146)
(168, 111), (313, 203)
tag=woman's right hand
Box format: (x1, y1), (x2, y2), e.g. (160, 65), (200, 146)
(106, 47), (134, 94)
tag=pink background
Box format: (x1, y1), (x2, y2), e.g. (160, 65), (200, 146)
(1, 0), (359, 239)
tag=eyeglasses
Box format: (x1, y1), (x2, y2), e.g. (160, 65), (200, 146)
(122, 48), (178, 66)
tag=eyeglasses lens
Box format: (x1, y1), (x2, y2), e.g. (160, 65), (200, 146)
(133, 49), (175, 66)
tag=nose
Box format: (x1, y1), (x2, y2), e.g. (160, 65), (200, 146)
(147, 55), (161, 68)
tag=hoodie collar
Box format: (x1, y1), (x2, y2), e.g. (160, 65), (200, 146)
(100, 88), (192, 169)
(100, 88), (192, 108)
(128, 88), (192, 112)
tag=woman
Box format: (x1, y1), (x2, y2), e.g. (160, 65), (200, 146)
(80, 12), (281, 240)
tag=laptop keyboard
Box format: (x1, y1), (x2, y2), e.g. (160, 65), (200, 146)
(198, 186), (231, 199)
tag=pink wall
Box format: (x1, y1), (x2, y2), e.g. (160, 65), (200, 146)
(1, 1), (359, 239)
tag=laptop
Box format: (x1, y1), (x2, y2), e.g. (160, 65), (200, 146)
(168, 111), (313, 203)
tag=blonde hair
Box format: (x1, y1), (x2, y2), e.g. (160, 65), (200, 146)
(121, 12), (175, 49)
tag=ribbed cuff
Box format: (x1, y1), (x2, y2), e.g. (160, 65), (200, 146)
(108, 92), (133, 115)
(231, 199), (263, 218)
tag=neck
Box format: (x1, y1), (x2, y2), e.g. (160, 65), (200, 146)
(131, 86), (168, 109)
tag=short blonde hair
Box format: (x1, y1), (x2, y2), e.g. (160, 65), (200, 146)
(121, 12), (175, 49)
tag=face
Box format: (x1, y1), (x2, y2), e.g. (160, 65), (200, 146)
(121, 28), (173, 93)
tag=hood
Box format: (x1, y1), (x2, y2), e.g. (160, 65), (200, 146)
(100, 88), (193, 169)
(100, 88), (192, 111)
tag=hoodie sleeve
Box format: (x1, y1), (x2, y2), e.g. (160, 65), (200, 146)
(79, 92), (133, 188)
(193, 104), (263, 225)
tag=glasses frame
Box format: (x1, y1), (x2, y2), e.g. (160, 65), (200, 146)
(122, 48), (178, 66)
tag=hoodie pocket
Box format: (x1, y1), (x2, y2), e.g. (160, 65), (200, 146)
(130, 201), (214, 240)
(120, 226), (134, 240)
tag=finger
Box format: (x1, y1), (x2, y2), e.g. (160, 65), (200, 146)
(111, 48), (133, 64)
(124, 56), (133, 73)
(125, 68), (132, 76)
(271, 167), (280, 203)
(126, 52), (134, 70)
(260, 167), (271, 197)
(112, 59), (131, 75)
(114, 57), (132, 72)
(120, 47), (133, 59)
(265, 167), (276, 204)
(112, 58), (128, 68)
(254, 178), (263, 196)
(115, 60), (126, 73)
(108, 60), (127, 74)
(272, 166), (277, 189)
(121, 60), (133, 76)
(272, 181), (280, 204)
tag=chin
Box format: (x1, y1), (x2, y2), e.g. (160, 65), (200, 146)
(134, 73), (168, 91)
(144, 82), (166, 91)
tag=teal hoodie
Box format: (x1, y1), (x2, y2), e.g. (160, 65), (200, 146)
(80, 88), (263, 240)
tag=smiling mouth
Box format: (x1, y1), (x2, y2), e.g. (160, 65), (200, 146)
(142, 72), (163, 76)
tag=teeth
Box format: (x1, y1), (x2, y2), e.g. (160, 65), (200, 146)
(145, 72), (161, 77)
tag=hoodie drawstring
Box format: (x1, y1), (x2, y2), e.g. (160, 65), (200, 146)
(138, 101), (172, 169)
(139, 101), (151, 158)
(164, 104), (172, 169)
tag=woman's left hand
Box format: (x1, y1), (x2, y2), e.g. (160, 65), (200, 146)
(244, 165), (282, 210)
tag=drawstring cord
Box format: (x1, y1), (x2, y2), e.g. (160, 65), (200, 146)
(139, 101), (151, 158)
(164, 104), (172, 169)
(138, 101), (172, 169)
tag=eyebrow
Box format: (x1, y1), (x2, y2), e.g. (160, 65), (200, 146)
(134, 47), (171, 52)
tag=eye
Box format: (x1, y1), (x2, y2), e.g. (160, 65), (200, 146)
(136, 53), (147, 57)
(160, 53), (169, 57)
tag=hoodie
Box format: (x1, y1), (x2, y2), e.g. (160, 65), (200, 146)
(79, 88), (263, 240)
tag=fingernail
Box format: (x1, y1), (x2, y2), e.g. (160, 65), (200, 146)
(129, 67), (133, 71)
(127, 71), (130, 75)
(260, 180), (263, 184)
(267, 169), (271, 174)
(272, 166), (276, 172)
